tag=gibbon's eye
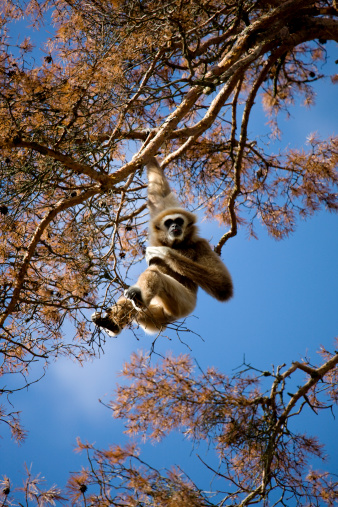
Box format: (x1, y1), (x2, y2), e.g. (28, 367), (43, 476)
(164, 219), (174, 228)
(175, 217), (184, 227)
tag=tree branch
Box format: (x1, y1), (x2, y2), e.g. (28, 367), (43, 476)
(2, 140), (108, 184)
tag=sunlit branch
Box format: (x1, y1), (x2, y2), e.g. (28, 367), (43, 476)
(114, 42), (273, 178)
(94, 3), (322, 177)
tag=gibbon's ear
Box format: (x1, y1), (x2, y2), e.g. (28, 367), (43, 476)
(155, 224), (161, 230)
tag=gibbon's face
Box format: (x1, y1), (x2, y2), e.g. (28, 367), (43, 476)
(155, 212), (194, 245)
(164, 215), (185, 239)
(152, 209), (197, 246)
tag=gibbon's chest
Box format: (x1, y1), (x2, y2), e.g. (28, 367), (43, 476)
(153, 237), (199, 260)
(171, 242), (200, 262)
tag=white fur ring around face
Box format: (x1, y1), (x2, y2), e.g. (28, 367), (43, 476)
(145, 246), (170, 264)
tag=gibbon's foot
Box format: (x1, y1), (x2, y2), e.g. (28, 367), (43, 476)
(124, 286), (144, 310)
(91, 312), (121, 336)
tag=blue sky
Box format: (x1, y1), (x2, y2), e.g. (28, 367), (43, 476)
(0, 26), (337, 502)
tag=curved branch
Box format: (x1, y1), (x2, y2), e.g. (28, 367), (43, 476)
(214, 56), (276, 253)
(280, 353), (338, 425)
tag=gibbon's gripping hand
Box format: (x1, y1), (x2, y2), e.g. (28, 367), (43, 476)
(145, 246), (170, 264)
(124, 286), (144, 310)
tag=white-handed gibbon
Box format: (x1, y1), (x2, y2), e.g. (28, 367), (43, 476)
(92, 157), (233, 335)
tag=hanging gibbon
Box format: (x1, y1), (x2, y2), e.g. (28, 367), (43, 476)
(92, 157), (233, 335)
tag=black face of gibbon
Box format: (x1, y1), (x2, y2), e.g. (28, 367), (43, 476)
(164, 216), (185, 238)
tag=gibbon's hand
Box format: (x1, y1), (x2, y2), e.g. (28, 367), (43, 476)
(146, 246), (171, 264)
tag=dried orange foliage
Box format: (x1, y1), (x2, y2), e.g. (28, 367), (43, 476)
(65, 438), (204, 506)
(0, 0), (338, 504)
(0, 466), (65, 507)
(61, 350), (338, 506)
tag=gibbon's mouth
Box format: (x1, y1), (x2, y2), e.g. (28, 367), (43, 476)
(170, 228), (183, 238)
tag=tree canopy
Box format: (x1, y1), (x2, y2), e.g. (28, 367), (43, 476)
(0, 0), (338, 505)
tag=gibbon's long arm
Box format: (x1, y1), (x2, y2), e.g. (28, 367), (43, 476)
(146, 241), (233, 302)
(146, 157), (180, 218)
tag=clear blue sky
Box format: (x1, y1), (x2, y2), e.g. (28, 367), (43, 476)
(1, 32), (337, 501)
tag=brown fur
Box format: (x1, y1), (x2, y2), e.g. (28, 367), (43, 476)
(92, 157), (233, 335)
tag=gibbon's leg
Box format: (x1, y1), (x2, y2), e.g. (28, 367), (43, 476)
(92, 296), (137, 336)
(132, 266), (197, 333)
(136, 306), (171, 334)
(93, 266), (197, 335)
